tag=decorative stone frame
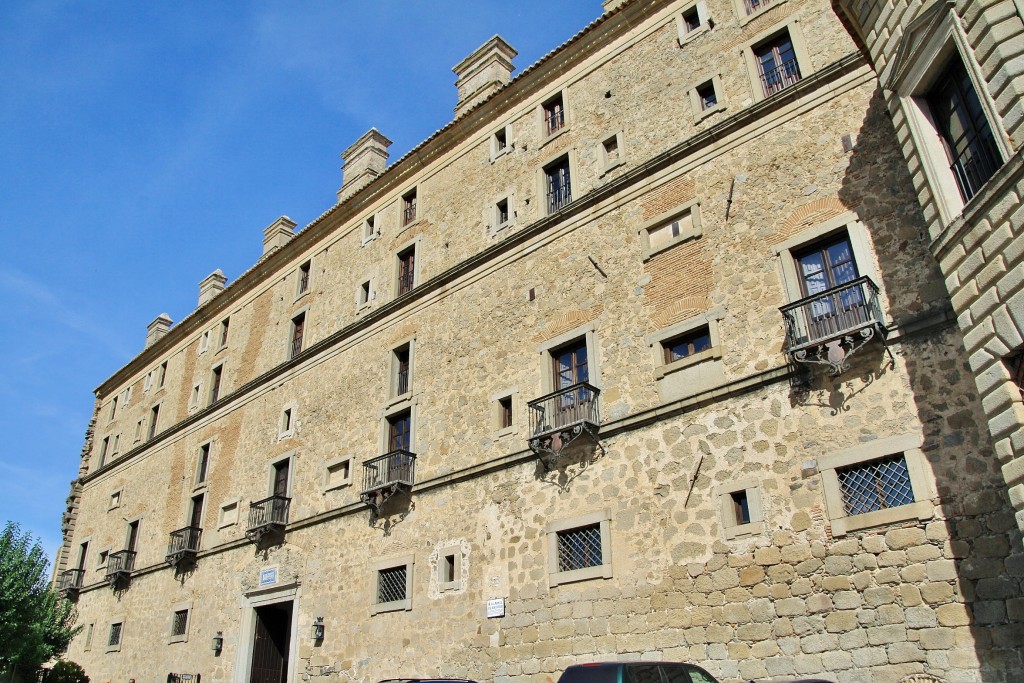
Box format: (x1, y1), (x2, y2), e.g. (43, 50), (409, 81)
(278, 401), (298, 440)
(536, 149), (580, 218)
(639, 198), (703, 261)
(435, 543), (463, 593)
(732, 0), (788, 26)
(818, 433), (935, 536)
(689, 74), (726, 123)
(599, 132), (626, 176)
(322, 456), (354, 493)
(536, 322), (602, 395)
(883, 5), (1011, 226)
(739, 20), (812, 103)
(95, 547), (111, 571)
(83, 622), (95, 651)
(675, 0), (711, 44)
(715, 476), (765, 539)
(356, 277), (375, 310)
(491, 386), (519, 440)
(772, 211), (881, 303)
(392, 235), (423, 298)
(546, 510), (612, 587)
(538, 88), (570, 146)
(105, 617), (125, 653)
(108, 487), (123, 511)
(488, 193), (516, 236)
(217, 498), (241, 529)
(646, 307), (725, 379)
(266, 451), (296, 499)
(167, 602), (192, 644)
(371, 554), (415, 614)
(387, 335), (417, 406)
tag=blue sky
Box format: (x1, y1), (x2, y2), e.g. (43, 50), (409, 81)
(0, 0), (600, 562)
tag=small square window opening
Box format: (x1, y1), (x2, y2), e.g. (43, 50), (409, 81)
(496, 198), (510, 227)
(377, 565), (407, 604)
(697, 81), (718, 111)
(557, 523), (602, 572)
(171, 609), (188, 637)
(495, 128), (507, 152)
(730, 490), (751, 525)
(663, 325), (712, 364)
(682, 6), (701, 32)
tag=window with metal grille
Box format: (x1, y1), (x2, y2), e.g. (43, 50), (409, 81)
(219, 317), (230, 348)
(926, 55), (1002, 203)
(397, 246), (416, 295)
(148, 404), (160, 440)
(171, 609), (188, 637)
(743, 0), (773, 14)
(197, 443), (210, 484)
(544, 156), (572, 214)
(1007, 349), (1024, 394)
(209, 365), (223, 404)
(837, 454), (914, 516)
(663, 326), (712, 364)
(754, 32), (801, 97)
(290, 312), (305, 359)
(543, 93), (565, 136)
(298, 261), (311, 295)
(377, 565), (407, 604)
(393, 345), (411, 396)
(108, 621), (122, 646)
(402, 189), (417, 226)
(556, 523), (602, 572)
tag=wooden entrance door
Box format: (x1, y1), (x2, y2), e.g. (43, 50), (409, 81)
(250, 602), (292, 683)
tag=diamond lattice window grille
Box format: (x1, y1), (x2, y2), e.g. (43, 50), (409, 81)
(171, 609), (188, 636)
(108, 622), (123, 647)
(556, 523), (602, 572)
(837, 454), (914, 516)
(377, 565), (407, 604)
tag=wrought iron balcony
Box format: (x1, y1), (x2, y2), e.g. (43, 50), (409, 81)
(547, 184), (572, 214)
(165, 526), (202, 567)
(528, 382), (601, 459)
(104, 550), (136, 586)
(56, 569), (84, 598)
(360, 449), (416, 515)
(246, 495), (290, 543)
(760, 58), (802, 97)
(780, 275), (888, 375)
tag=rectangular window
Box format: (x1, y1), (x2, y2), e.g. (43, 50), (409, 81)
(209, 365), (223, 404)
(393, 345), (411, 397)
(98, 437), (109, 466)
(402, 189), (417, 226)
(837, 454), (915, 516)
(196, 444), (210, 485)
(126, 520), (140, 553)
(731, 490), (751, 525)
(1007, 348), (1024, 394)
(682, 6), (701, 32)
(925, 55), (1002, 202)
(499, 396), (513, 429)
(109, 397), (118, 421)
(494, 128), (507, 152)
(377, 565), (408, 604)
(663, 326), (712, 364)
(290, 312), (305, 359)
(199, 330), (210, 353)
(84, 623), (94, 650)
(108, 622), (123, 647)
(148, 405), (160, 440)
(397, 246), (416, 295)
(552, 339), (589, 390)
(97, 549), (109, 569)
(282, 408), (293, 435)
(109, 489), (122, 510)
(272, 459), (290, 498)
(602, 136), (620, 165)
(743, 0), (773, 14)
(387, 410), (412, 452)
(158, 361), (167, 388)
(542, 93), (565, 136)
(363, 215), (376, 241)
(134, 419), (143, 443)
(219, 318), (230, 348)
(556, 523), (602, 572)
(755, 32), (801, 97)
(496, 198), (510, 227)
(544, 156), (572, 214)
(324, 457), (353, 491)
(110, 434), (120, 457)
(697, 81), (717, 111)
(359, 280), (372, 305)
(189, 494), (205, 529)
(122, 386), (132, 406)
(171, 609), (188, 637)
(297, 261), (311, 295)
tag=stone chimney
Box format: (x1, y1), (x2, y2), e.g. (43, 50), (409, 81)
(263, 216), (297, 255)
(452, 36), (517, 117)
(198, 269), (227, 306)
(146, 313), (173, 348)
(337, 129), (392, 202)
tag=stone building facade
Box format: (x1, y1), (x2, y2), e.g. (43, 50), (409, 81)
(53, 1), (1023, 683)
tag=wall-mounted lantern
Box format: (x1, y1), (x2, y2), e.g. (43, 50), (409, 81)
(312, 617), (325, 641)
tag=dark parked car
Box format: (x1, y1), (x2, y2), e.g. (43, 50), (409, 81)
(556, 662), (833, 683)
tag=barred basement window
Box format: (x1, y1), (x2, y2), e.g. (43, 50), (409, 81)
(378, 565), (406, 604)
(107, 621), (123, 651)
(837, 454), (914, 516)
(171, 609), (188, 637)
(557, 523), (602, 572)
(546, 511), (612, 586)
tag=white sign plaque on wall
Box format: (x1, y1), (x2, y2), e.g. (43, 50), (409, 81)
(486, 598), (505, 618)
(259, 567), (278, 587)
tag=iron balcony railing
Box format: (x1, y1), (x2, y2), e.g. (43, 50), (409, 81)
(760, 58), (802, 97)
(247, 495), (290, 533)
(547, 184), (572, 214)
(402, 201), (417, 226)
(743, 0), (773, 13)
(528, 382), (601, 439)
(290, 330), (304, 359)
(398, 268), (415, 296)
(545, 108), (565, 136)
(104, 550), (136, 582)
(950, 133), (1002, 202)
(165, 526), (202, 564)
(361, 449), (416, 495)
(780, 276), (884, 353)
(57, 568), (85, 596)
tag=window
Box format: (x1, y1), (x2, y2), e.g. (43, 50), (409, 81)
(639, 201), (702, 259)
(544, 156), (572, 214)
(126, 519), (140, 554)
(716, 477), (764, 539)
(290, 312), (305, 359)
(109, 489), (122, 510)
(675, 1), (710, 40)
(280, 407), (295, 438)
(387, 409), (412, 452)
(107, 621), (123, 651)
(209, 365), (223, 404)
(493, 127), (508, 159)
(546, 511), (612, 586)
(147, 404), (160, 440)
(324, 457), (353, 491)
(271, 457), (291, 498)
(392, 344), (412, 398)
(682, 6), (700, 32)
(819, 433), (934, 536)
(108, 396), (118, 422)
(83, 623), (94, 651)
(96, 549), (109, 570)
(397, 246), (416, 296)
(436, 544), (462, 592)
(190, 383), (202, 410)
(297, 260), (311, 296)
(189, 494), (205, 529)
(134, 419), (143, 443)
(499, 396), (513, 429)
(1008, 348), (1024, 394)
(157, 361), (167, 388)
(742, 0), (774, 15)
(219, 318), (230, 348)
(200, 330), (211, 354)
(495, 198), (510, 228)
(358, 280), (373, 307)
(372, 555), (414, 614)
(542, 93), (566, 137)
(925, 55), (1002, 203)
(196, 444), (210, 485)
(663, 326), (712, 364)
(697, 81), (717, 110)
(362, 215), (377, 242)
(110, 434), (120, 457)
(98, 437), (109, 467)
(601, 133), (625, 173)
(170, 609), (189, 642)
(122, 386), (132, 407)
(754, 31), (801, 97)
(402, 189), (417, 226)
(552, 339), (589, 391)
(144, 370), (153, 392)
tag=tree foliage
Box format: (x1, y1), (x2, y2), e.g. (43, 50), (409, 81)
(43, 660), (89, 683)
(0, 523), (80, 676)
